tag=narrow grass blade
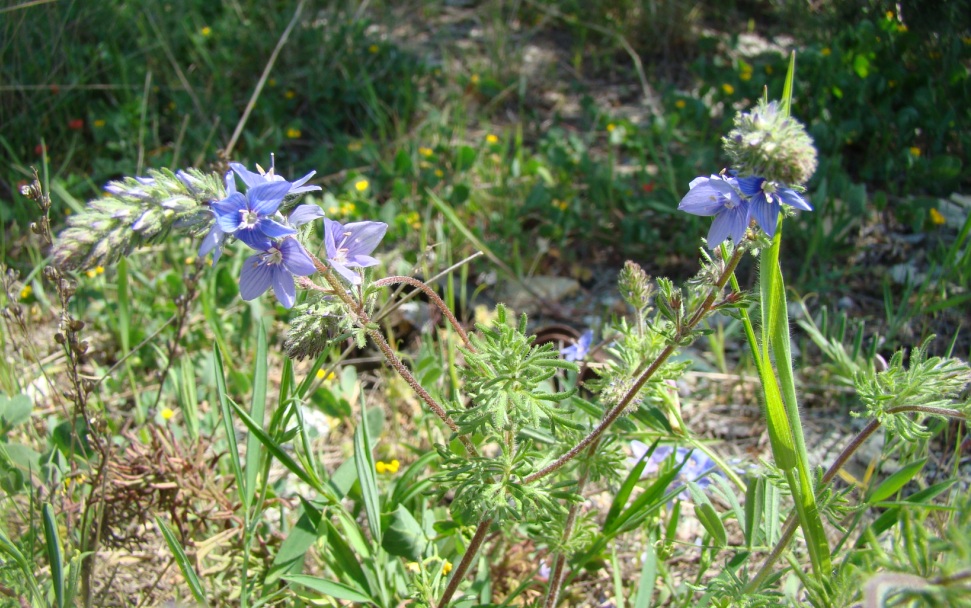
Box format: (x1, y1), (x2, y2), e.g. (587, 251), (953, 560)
(284, 574), (375, 604)
(213, 344), (246, 509)
(604, 439), (658, 530)
(688, 481), (727, 547)
(244, 320), (269, 513)
(155, 516), (209, 607)
(42, 503), (64, 608)
(0, 530), (43, 602)
(230, 400), (327, 496)
(633, 529), (658, 608)
(354, 407), (382, 545)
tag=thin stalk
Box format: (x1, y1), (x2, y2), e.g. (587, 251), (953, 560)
(525, 245), (747, 484)
(745, 406), (967, 593)
(438, 518), (493, 607)
(307, 259), (478, 457)
(543, 444), (597, 608)
(373, 275), (473, 350)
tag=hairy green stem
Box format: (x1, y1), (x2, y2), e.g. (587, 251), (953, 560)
(438, 518), (493, 607)
(524, 245), (747, 484)
(373, 275), (473, 350)
(745, 405), (967, 593)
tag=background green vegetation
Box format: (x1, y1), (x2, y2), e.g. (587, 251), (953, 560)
(1, 0), (969, 605)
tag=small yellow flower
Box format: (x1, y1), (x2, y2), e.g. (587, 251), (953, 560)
(721, 83), (735, 95)
(354, 178), (369, 192)
(418, 146), (434, 157)
(406, 211), (421, 230)
(200, 26), (212, 37)
(821, 47), (831, 57)
(368, 44), (379, 54)
(285, 90), (296, 100)
(185, 256), (196, 265)
(316, 369), (337, 383)
(340, 202), (356, 215)
(376, 459), (400, 474)
(929, 208), (945, 225)
(406, 562), (421, 574)
(20, 285), (32, 300)
(764, 65), (774, 75)
(885, 10), (894, 20)
(470, 74), (480, 85)
(740, 69), (752, 82)
(674, 99), (686, 109)
(442, 560), (453, 575)
(347, 140), (363, 152)
(268, 78), (277, 87)
(161, 407), (175, 421)
(606, 123), (616, 133)
(896, 24), (907, 33)
(486, 133), (499, 144)
(909, 146), (921, 157)
(551, 199), (568, 211)
(93, 119), (106, 128)
(434, 169), (444, 178)
(286, 128), (301, 139)
(85, 266), (105, 279)
(419, 160), (431, 169)
(328, 205), (340, 214)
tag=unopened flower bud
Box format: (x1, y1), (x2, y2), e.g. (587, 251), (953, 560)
(722, 99), (818, 186)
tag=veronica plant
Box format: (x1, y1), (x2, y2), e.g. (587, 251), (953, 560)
(44, 53), (970, 608)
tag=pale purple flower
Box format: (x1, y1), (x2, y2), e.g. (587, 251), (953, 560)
(736, 176), (811, 239)
(239, 237), (316, 308)
(560, 330), (593, 362)
(211, 180), (295, 251)
(323, 218), (388, 284)
(629, 440), (719, 500)
(678, 174), (750, 247)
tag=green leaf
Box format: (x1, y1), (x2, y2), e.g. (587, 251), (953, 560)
(230, 400), (328, 497)
(354, 407), (382, 545)
(244, 321), (269, 514)
(604, 439), (658, 530)
(744, 475), (765, 548)
(265, 498), (323, 587)
(861, 480), (955, 543)
(688, 482), (727, 547)
(284, 574), (375, 604)
(324, 518), (372, 593)
(0, 393), (32, 428)
(633, 529), (658, 608)
(42, 504), (64, 608)
(213, 344), (246, 510)
(866, 459), (927, 505)
(381, 504), (428, 561)
(155, 516), (209, 607)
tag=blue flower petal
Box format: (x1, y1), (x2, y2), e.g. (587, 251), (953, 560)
(749, 192), (778, 237)
(270, 269), (297, 309)
(235, 227), (273, 252)
(199, 224), (225, 263)
(258, 218), (297, 239)
(239, 254), (274, 300)
(247, 181), (292, 216)
(289, 204), (325, 227)
(279, 238), (317, 276)
(213, 193), (247, 232)
(778, 187), (812, 211)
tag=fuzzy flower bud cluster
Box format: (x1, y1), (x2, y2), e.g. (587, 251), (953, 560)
(53, 169), (223, 271)
(722, 99), (818, 187)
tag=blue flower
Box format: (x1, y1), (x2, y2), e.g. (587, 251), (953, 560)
(678, 174), (750, 247)
(629, 440), (719, 500)
(560, 329), (593, 362)
(287, 203), (325, 228)
(736, 176), (812, 238)
(323, 218), (388, 284)
(230, 160), (321, 197)
(211, 180), (295, 251)
(238, 237), (316, 308)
